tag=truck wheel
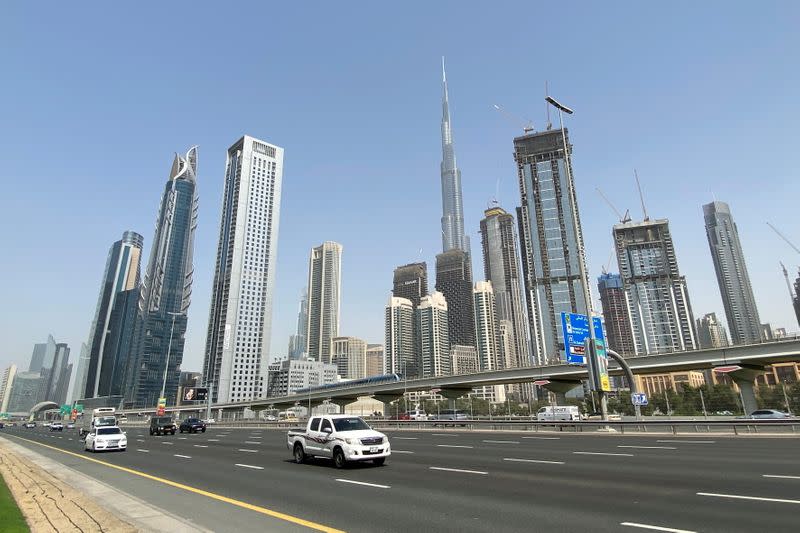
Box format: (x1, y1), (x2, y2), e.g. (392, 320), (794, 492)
(373, 457), (386, 466)
(333, 447), (346, 469)
(293, 443), (306, 464)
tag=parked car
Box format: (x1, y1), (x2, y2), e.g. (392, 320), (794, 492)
(50, 422), (64, 431)
(179, 418), (206, 433)
(202, 418), (215, 425)
(264, 415), (278, 422)
(744, 409), (791, 419)
(85, 426), (127, 452)
(149, 416), (176, 436)
(24, 422), (36, 428)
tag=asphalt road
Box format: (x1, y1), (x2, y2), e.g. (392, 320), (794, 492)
(1, 425), (798, 533)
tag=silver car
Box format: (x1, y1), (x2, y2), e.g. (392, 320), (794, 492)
(747, 409), (791, 419)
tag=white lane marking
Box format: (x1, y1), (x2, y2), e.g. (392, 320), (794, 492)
(698, 492), (800, 504)
(207, 439), (220, 442)
(235, 464), (263, 470)
(193, 445), (209, 448)
(657, 440), (715, 444)
(573, 451), (633, 457)
(162, 442), (174, 445)
(335, 479), (391, 489)
(178, 437), (187, 440)
(136, 439), (145, 442)
(436, 444), (473, 449)
(392, 450), (415, 454)
(617, 445), (678, 450)
(763, 474), (800, 480)
(392, 437), (418, 440)
(483, 440), (520, 444)
(174, 454), (191, 459)
(430, 467), (487, 475)
(432, 433), (459, 437)
(245, 441), (261, 444)
(504, 458), (564, 465)
(238, 449), (259, 453)
(522, 436), (560, 440)
(137, 449), (150, 453)
(58, 436), (63, 439)
(621, 522), (696, 532)
(248, 436), (262, 439)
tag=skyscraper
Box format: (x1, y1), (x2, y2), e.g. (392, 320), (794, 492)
(82, 231), (143, 399)
(129, 147), (198, 408)
(597, 273), (636, 357)
(439, 59), (468, 253)
(306, 241), (342, 364)
(39, 342), (69, 404)
(614, 218), (698, 355)
(393, 262), (428, 378)
(331, 336), (367, 380)
(0, 364), (17, 413)
(6, 372), (41, 413)
(384, 297), (414, 375)
(703, 201), (762, 344)
(480, 205), (531, 368)
(515, 128), (591, 365)
(696, 312), (730, 349)
(435, 249), (475, 348)
(288, 288), (309, 360)
(794, 270), (800, 328)
(473, 281), (505, 402)
(417, 291), (450, 378)
(203, 137), (283, 404)
(365, 344), (384, 377)
(72, 343), (90, 402)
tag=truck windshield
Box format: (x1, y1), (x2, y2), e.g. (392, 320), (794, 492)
(332, 417), (371, 432)
(95, 416), (116, 426)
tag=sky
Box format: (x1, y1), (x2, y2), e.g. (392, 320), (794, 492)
(1, 2), (799, 383)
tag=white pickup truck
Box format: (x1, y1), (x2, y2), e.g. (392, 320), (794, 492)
(287, 414), (391, 468)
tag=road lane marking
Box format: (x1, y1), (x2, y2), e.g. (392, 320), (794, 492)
(392, 437), (418, 440)
(698, 492), (800, 504)
(193, 445), (209, 448)
(621, 522), (696, 532)
(235, 464), (264, 470)
(174, 454), (192, 459)
(335, 479), (390, 489)
(432, 433), (459, 437)
(430, 467), (487, 475)
(7, 435), (343, 533)
(207, 439), (220, 442)
(504, 458), (564, 465)
(573, 452), (633, 457)
(162, 442), (174, 445)
(239, 449), (259, 453)
(245, 441), (261, 444)
(137, 449), (149, 453)
(483, 440), (519, 444)
(657, 440), (714, 444)
(617, 445), (678, 450)
(522, 436), (560, 440)
(248, 436), (262, 439)
(178, 437), (187, 440)
(763, 474), (800, 480)
(136, 439), (145, 442)
(436, 444), (473, 449)
(391, 450), (415, 454)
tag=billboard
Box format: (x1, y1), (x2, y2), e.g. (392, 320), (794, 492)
(182, 388), (208, 402)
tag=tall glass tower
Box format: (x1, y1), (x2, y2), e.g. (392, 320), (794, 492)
(440, 59), (468, 253)
(306, 241), (343, 364)
(129, 147), (198, 408)
(703, 201), (762, 344)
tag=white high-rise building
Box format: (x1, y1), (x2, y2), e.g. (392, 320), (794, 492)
(473, 281), (506, 403)
(266, 359), (337, 397)
(417, 292), (450, 377)
(332, 336), (367, 380)
(203, 135), (284, 404)
(0, 364), (17, 413)
(306, 241), (343, 364)
(385, 297), (414, 375)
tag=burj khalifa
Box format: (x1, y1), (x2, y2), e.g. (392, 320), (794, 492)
(439, 58), (469, 254)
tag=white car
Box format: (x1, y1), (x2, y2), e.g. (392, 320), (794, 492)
(85, 426), (127, 452)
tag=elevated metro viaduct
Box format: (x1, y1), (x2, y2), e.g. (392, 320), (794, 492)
(120, 338), (800, 419)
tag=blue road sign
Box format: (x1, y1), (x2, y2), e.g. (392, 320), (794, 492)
(562, 313), (606, 365)
(631, 393), (649, 406)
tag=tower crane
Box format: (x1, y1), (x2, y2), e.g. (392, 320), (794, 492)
(779, 261), (795, 299)
(493, 104), (534, 134)
(767, 222), (800, 254)
(596, 188), (631, 223)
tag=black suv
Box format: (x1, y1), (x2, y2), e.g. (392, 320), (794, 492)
(149, 416), (176, 436)
(179, 418), (206, 433)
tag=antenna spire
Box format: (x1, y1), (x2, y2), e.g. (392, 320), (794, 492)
(635, 169), (649, 221)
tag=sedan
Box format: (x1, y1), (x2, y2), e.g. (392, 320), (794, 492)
(179, 418), (206, 433)
(747, 409), (792, 419)
(24, 422), (36, 428)
(50, 422), (64, 431)
(85, 427), (127, 452)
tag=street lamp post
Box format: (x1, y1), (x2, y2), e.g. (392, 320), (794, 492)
(159, 311), (183, 407)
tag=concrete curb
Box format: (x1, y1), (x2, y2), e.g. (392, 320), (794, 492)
(0, 436), (213, 533)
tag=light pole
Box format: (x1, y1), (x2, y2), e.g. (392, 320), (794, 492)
(160, 311), (183, 407)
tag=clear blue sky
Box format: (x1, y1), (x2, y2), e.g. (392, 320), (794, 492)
(2, 2), (799, 376)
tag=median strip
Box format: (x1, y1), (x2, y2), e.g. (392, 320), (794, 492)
(429, 467), (487, 475)
(621, 522), (696, 532)
(503, 458), (564, 465)
(697, 492), (800, 504)
(335, 479), (390, 489)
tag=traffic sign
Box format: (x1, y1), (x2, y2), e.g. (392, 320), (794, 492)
(561, 313), (605, 365)
(631, 393), (648, 406)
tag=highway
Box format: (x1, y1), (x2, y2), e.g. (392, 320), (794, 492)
(1, 425), (798, 532)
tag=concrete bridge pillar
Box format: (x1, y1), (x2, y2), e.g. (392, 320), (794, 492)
(540, 380), (583, 405)
(714, 365), (764, 415)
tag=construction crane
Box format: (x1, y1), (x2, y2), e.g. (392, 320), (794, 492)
(596, 188), (631, 223)
(634, 169), (649, 222)
(493, 104), (534, 134)
(780, 261), (796, 299)
(767, 222), (800, 255)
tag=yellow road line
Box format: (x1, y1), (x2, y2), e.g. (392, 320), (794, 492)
(5, 435), (345, 533)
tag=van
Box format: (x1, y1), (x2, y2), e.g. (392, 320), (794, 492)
(537, 405), (581, 421)
(407, 409), (428, 421)
(433, 409), (468, 426)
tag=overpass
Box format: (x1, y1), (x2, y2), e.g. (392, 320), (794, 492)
(123, 338), (800, 417)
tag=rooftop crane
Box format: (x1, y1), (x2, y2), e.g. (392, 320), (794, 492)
(596, 188), (631, 223)
(493, 104), (534, 134)
(767, 222), (800, 255)
(780, 261), (796, 299)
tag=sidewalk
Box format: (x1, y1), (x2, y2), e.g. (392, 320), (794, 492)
(0, 436), (210, 532)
